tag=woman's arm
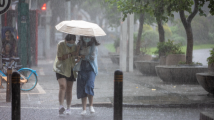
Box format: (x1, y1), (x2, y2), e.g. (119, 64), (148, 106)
(58, 54), (71, 61)
(57, 43), (72, 61)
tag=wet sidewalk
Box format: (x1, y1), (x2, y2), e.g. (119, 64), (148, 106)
(0, 42), (214, 119)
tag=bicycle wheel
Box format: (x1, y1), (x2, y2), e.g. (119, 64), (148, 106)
(18, 69), (38, 91)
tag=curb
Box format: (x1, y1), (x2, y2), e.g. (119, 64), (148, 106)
(123, 103), (214, 108)
(71, 103), (113, 108)
(200, 111), (214, 120)
(71, 102), (214, 108)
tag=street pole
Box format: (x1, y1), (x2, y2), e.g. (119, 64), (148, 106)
(6, 67), (12, 102)
(120, 13), (127, 71)
(128, 14), (134, 72)
(45, 1), (51, 58)
(18, 0), (29, 68)
(0, 15), (2, 69)
(67, 0), (71, 20)
(0, 16), (2, 89)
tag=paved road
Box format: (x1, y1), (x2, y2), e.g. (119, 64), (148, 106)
(193, 48), (212, 66)
(0, 106), (213, 120)
(0, 41), (213, 120)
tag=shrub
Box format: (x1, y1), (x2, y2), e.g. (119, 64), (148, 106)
(207, 48), (214, 65)
(163, 24), (172, 39)
(169, 25), (178, 33)
(208, 33), (214, 42)
(143, 24), (153, 32)
(154, 39), (184, 56)
(178, 61), (203, 66)
(156, 23), (172, 39)
(170, 34), (186, 45)
(141, 30), (159, 47)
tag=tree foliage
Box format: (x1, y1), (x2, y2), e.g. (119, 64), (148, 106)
(156, 24), (172, 39)
(80, 0), (120, 28)
(105, 0), (214, 59)
(154, 39), (184, 56)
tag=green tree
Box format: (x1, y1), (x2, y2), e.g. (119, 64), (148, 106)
(166, 0), (213, 64)
(105, 0), (166, 55)
(156, 24), (172, 39)
(207, 0), (214, 15)
(78, 0), (121, 36)
(143, 24), (153, 32)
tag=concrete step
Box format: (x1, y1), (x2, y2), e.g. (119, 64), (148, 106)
(200, 112), (214, 120)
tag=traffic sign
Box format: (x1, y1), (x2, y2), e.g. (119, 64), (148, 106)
(0, 0), (11, 15)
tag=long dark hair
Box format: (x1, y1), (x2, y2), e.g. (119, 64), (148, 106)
(65, 34), (76, 41)
(78, 36), (100, 47)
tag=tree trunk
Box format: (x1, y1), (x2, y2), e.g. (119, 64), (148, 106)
(157, 19), (165, 43)
(157, 19), (165, 57)
(185, 23), (194, 64)
(135, 13), (144, 55)
(179, 0), (199, 64)
(180, 12), (194, 64)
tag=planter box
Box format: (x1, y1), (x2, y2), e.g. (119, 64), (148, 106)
(196, 73), (214, 94)
(200, 111), (214, 120)
(208, 63), (214, 72)
(166, 54), (186, 65)
(109, 54), (119, 64)
(109, 53), (152, 67)
(135, 54), (152, 61)
(159, 56), (166, 65)
(134, 61), (159, 75)
(155, 65), (208, 84)
(133, 54), (152, 68)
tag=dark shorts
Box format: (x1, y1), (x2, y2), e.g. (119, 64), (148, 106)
(56, 70), (76, 81)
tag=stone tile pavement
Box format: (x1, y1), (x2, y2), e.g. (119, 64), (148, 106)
(0, 42), (213, 120)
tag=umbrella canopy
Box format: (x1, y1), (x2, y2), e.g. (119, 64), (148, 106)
(55, 20), (106, 36)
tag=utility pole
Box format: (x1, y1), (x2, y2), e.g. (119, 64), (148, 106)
(127, 14), (134, 72)
(38, 1), (46, 59)
(45, 1), (51, 58)
(120, 13), (134, 72)
(18, 0), (30, 67)
(0, 16), (2, 69)
(120, 13), (127, 71)
(67, 0), (71, 20)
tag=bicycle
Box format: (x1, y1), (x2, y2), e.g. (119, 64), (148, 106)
(0, 55), (38, 91)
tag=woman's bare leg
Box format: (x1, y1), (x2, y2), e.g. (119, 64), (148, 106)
(58, 78), (67, 106)
(66, 81), (74, 109)
(81, 97), (87, 110)
(88, 95), (93, 107)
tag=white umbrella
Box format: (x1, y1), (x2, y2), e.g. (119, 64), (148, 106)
(55, 20), (106, 36)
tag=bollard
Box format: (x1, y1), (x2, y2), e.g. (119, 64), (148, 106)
(11, 72), (20, 120)
(0, 76), (3, 88)
(114, 70), (123, 120)
(6, 67), (12, 102)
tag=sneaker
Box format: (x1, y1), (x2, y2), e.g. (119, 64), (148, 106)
(89, 106), (95, 113)
(65, 109), (71, 115)
(59, 107), (65, 115)
(81, 110), (86, 115)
